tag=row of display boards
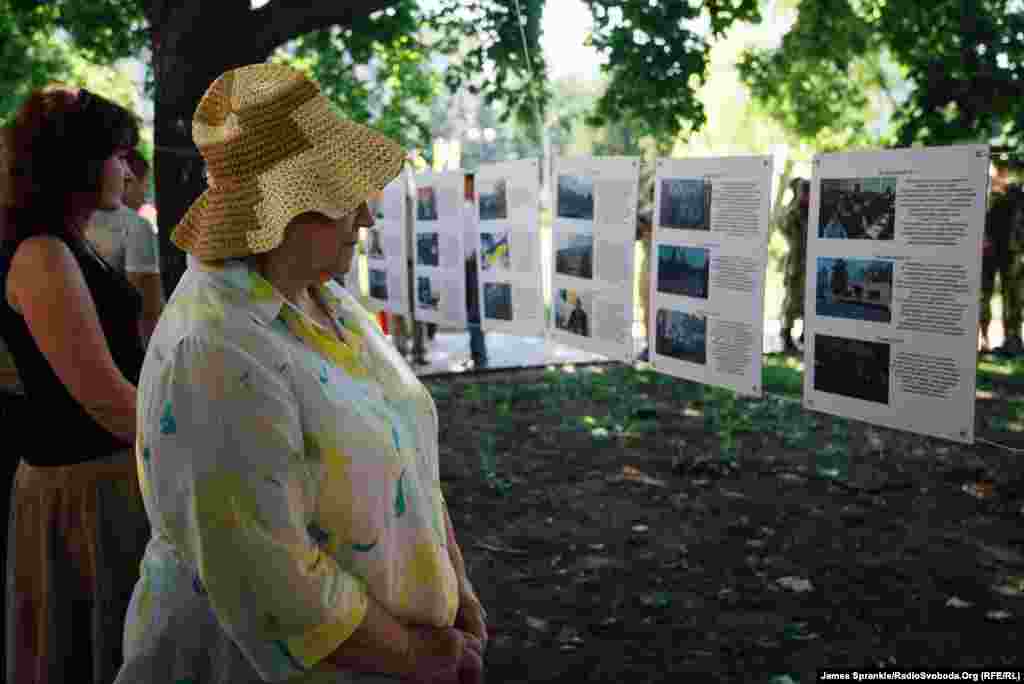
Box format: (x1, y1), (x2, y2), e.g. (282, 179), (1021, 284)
(356, 145), (991, 445)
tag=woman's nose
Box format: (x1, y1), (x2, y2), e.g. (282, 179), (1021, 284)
(357, 202), (375, 229)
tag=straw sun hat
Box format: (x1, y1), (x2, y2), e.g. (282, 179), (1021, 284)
(171, 63), (406, 261)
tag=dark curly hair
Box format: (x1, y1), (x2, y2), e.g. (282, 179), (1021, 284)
(1, 85), (140, 246)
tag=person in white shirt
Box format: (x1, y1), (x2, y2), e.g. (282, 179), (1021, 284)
(85, 148), (164, 345)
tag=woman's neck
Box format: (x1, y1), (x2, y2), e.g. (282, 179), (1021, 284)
(250, 254), (313, 307)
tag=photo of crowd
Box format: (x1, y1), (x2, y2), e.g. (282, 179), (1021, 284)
(654, 309), (707, 365)
(416, 275), (441, 310)
(557, 174), (595, 221)
(369, 269), (388, 300)
(479, 178), (509, 221)
(484, 282), (513, 320)
(554, 288), (591, 337)
(818, 177), (896, 240)
(416, 232), (439, 267)
(555, 233), (594, 279)
(657, 245), (710, 299)
(417, 186), (439, 221)
(659, 178), (712, 231)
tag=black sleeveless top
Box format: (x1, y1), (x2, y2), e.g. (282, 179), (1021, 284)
(0, 232), (144, 466)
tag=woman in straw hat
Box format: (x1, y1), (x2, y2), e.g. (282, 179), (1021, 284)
(0, 86), (151, 684)
(114, 64), (486, 684)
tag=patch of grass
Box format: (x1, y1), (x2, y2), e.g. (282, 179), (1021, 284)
(463, 384), (484, 403)
(978, 356), (1024, 392)
(479, 432), (511, 495)
(763, 354), (804, 397)
(426, 383), (451, 400)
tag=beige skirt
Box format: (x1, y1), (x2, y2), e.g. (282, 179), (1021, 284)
(6, 449), (150, 684)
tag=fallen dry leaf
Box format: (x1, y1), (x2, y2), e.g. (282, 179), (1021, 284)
(609, 465), (667, 488)
(962, 481), (995, 499)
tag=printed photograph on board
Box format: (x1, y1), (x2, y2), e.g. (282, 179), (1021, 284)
(554, 288), (591, 337)
(481, 231), (512, 271)
(416, 275), (440, 311)
(815, 258), (893, 323)
(654, 309), (707, 365)
(659, 178), (712, 231)
(813, 334), (890, 405)
(818, 177), (896, 240)
(417, 186), (439, 221)
(557, 174), (595, 221)
(479, 178), (509, 221)
(416, 232), (440, 267)
(367, 227), (385, 259)
(369, 269), (389, 300)
(555, 233), (594, 279)
(657, 245), (710, 299)
(484, 282), (513, 320)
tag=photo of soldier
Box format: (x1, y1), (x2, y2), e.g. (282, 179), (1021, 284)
(980, 183), (1024, 355)
(780, 178), (810, 353)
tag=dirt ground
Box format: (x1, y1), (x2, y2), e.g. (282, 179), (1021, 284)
(429, 356), (1024, 683)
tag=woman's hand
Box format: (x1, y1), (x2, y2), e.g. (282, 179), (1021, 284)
(454, 590), (488, 652)
(405, 625), (483, 684)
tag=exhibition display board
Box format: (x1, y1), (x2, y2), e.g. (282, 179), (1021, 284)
(474, 159), (546, 338)
(548, 155), (641, 362)
(650, 155), (774, 398)
(802, 145), (989, 443)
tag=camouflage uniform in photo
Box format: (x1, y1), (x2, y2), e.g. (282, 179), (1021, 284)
(780, 183), (809, 351)
(981, 185), (1024, 354)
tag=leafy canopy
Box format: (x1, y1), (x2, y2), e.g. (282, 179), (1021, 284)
(738, 0), (1024, 148)
(2, 0), (765, 152)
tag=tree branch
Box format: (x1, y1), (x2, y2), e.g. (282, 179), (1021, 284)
(252, 0), (402, 57)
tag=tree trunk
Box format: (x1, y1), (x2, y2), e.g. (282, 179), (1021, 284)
(152, 4), (268, 298)
(148, 1), (403, 297)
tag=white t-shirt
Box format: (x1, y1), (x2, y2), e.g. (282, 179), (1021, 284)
(85, 206), (160, 275)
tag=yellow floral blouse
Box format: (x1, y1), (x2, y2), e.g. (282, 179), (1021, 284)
(115, 259), (458, 684)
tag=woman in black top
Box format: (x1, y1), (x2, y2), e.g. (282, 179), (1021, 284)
(0, 85), (150, 684)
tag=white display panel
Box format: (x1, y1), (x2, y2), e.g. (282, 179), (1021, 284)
(474, 159), (545, 337)
(412, 170), (469, 328)
(649, 155), (774, 398)
(363, 173), (411, 318)
(802, 145), (989, 444)
(548, 156), (640, 362)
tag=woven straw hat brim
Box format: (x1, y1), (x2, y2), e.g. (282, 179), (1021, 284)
(171, 65), (406, 262)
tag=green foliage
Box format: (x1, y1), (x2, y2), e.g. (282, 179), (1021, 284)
(8, 0), (146, 64)
(273, 2), (440, 150)
(0, 1), (74, 121)
(739, 0), (1024, 147)
(583, 0), (761, 144)
(762, 354), (804, 398)
(737, 0), (879, 148)
(3, 0), (768, 175)
(432, 0), (550, 140)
